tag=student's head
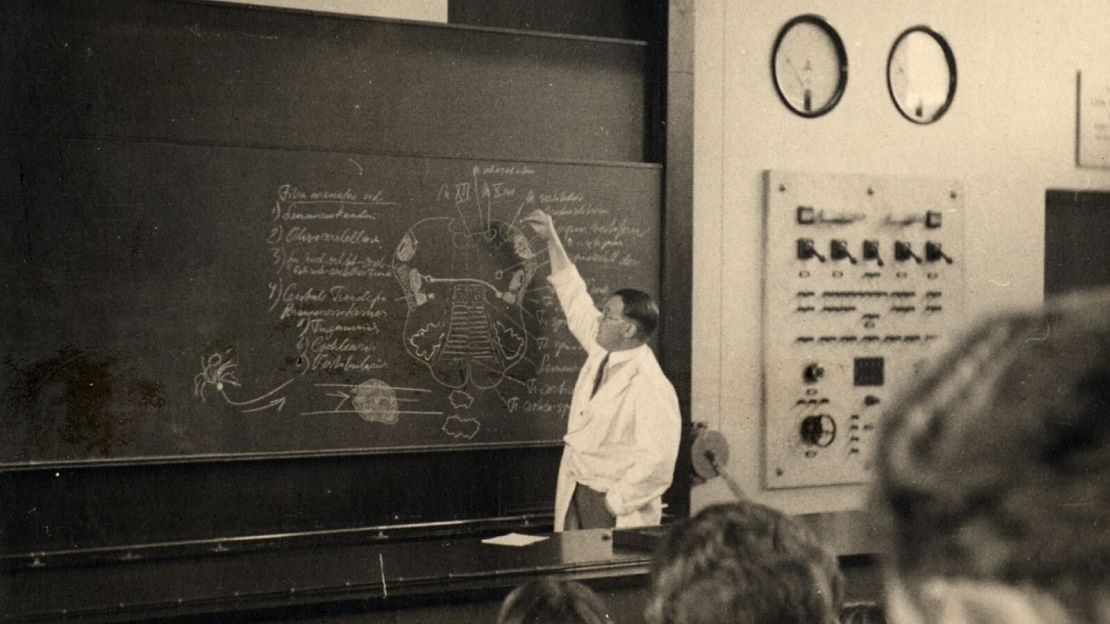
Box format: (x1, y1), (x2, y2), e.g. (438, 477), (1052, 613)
(874, 289), (1110, 624)
(597, 289), (659, 351)
(497, 577), (613, 624)
(646, 501), (843, 624)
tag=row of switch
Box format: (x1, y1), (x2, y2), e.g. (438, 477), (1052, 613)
(794, 396), (881, 407)
(797, 239), (954, 264)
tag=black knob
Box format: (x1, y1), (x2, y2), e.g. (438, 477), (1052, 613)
(803, 363), (825, 384)
(799, 414), (836, 447)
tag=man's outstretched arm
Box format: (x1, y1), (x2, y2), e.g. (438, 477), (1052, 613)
(521, 209), (600, 351)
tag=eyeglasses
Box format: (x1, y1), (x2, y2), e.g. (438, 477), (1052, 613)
(599, 309), (628, 324)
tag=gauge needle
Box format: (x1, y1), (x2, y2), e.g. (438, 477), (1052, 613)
(784, 57), (807, 87)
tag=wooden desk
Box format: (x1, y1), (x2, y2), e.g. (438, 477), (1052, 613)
(0, 529), (653, 623)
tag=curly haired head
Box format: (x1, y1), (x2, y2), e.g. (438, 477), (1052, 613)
(646, 501), (842, 624)
(497, 577), (612, 624)
(874, 289), (1110, 623)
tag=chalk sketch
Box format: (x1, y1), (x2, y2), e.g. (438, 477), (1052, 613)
(392, 211), (541, 390)
(351, 379), (399, 424)
(448, 389), (475, 410)
(442, 415), (481, 439)
(193, 350), (294, 413)
(308, 381), (440, 422)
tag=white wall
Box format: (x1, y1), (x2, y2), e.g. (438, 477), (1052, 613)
(691, 0), (1110, 515)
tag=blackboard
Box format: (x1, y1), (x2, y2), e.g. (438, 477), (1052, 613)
(0, 0), (649, 164)
(0, 136), (661, 465)
(1045, 190), (1110, 296)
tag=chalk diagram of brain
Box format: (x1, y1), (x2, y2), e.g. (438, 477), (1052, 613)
(393, 217), (540, 390)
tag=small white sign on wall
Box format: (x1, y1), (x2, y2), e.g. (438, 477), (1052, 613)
(1078, 70), (1110, 169)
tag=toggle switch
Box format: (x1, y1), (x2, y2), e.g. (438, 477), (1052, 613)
(925, 241), (954, 264)
(797, 238), (826, 262)
(830, 239), (857, 264)
(894, 241), (922, 263)
(862, 240), (884, 266)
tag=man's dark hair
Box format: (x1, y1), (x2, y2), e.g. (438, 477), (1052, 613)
(874, 288), (1110, 623)
(498, 577), (611, 624)
(615, 288), (659, 340)
(646, 501), (842, 624)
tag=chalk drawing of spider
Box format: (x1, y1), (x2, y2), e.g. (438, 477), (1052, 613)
(193, 350), (241, 401)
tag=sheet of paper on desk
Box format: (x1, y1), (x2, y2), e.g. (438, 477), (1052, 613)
(481, 533), (549, 547)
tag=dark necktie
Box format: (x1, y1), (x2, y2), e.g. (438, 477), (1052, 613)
(591, 352), (610, 398)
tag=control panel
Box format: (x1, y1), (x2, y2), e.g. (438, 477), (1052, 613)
(762, 170), (965, 488)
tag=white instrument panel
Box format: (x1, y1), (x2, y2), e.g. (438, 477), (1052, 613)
(762, 170), (965, 488)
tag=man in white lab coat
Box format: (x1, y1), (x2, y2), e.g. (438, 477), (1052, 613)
(523, 209), (681, 532)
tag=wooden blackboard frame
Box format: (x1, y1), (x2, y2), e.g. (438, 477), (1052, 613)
(1, 136), (664, 468)
(0, 0), (671, 469)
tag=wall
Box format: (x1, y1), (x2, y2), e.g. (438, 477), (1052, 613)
(691, 0), (1110, 516)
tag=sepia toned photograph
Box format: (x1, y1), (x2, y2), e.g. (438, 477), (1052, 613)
(3, 1), (1109, 622)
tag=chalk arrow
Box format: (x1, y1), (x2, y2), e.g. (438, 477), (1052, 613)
(241, 397), (287, 413)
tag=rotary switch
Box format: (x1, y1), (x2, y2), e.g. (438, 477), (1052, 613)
(799, 414), (836, 447)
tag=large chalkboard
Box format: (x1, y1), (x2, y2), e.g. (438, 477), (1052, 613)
(0, 137), (661, 465)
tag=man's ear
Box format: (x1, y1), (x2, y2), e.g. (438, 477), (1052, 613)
(621, 322), (638, 340)
(894, 577), (1072, 624)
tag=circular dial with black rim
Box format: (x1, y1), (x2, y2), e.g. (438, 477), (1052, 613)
(887, 26), (957, 124)
(771, 14), (848, 118)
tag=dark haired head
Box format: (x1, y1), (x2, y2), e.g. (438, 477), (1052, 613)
(614, 288), (659, 340)
(874, 288), (1110, 623)
(647, 501), (842, 624)
(497, 577), (612, 624)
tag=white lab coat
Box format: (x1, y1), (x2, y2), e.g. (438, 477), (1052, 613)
(548, 266), (681, 532)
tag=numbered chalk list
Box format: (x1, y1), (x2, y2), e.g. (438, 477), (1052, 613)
(0, 137), (661, 465)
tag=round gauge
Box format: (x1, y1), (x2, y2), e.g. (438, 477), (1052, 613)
(887, 26), (957, 124)
(771, 14), (848, 118)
